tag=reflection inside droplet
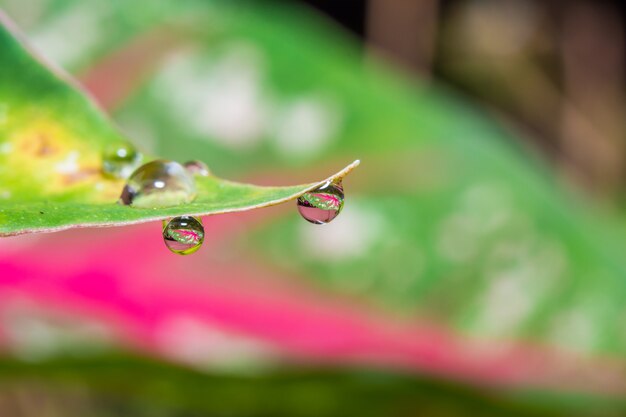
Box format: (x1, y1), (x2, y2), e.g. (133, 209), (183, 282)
(297, 180), (344, 224)
(162, 216), (204, 255)
(119, 160), (196, 208)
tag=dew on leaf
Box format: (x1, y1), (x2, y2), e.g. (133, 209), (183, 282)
(102, 141), (142, 179)
(297, 180), (344, 224)
(162, 216), (204, 255)
(119, 160), (197, 208)
(183, 160), (210, 177)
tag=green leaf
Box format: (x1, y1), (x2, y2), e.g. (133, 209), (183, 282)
(0, 13), (358, 236)
(74, 0), (626, 370)
(6, 0), (626, 405)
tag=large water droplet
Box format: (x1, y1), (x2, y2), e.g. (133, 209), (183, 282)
(102, 141), (142, 179)
(297, 180), (344, 224)
(183, 160), (210, 177)
(162, 216), (204, 255)
(119, 160), (196, 208)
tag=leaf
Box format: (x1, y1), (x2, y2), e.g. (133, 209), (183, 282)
(4, 0), (626, 408)
(0, 13), (359, 236)
(59, 0), (626, 396)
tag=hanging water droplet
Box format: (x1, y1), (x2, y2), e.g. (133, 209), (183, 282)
(162, 216), (204, 255)
(102, 141), (142, 179)
(297, 180), (344, 224)
(119, 160), (197, 208)
(183, 160), (210, 177)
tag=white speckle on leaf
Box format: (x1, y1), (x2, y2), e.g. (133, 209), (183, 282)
(30, 3), (105, 67)
(1, 0), (49, 28)
(299, 203), (384, 260)
(436, 183), (514, 263)
(475, 269), (534, 335)
(437, 181), (571, 337)
(470, 235), (568, 336)
(546, 277), (610, 353)
(436, 213), (481, 262)
(54, 151), (80, 174)
(156, 315), (275, 371)
(0, 142), (13, 154)
(156, 44), (268, 149)
(272, 95), (341, 158)
(2, 301), (112, 361)
(549, 309), (597, 352)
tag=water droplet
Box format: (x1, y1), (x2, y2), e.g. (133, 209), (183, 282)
(162, 216), (204, 255)
(297, 180), (344, 224)
(102, 141), (142, 179)
(119, 160), (197, 208)
(183, 160), (210, 177)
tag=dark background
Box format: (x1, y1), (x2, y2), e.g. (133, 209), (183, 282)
(299, 0), (626, 198)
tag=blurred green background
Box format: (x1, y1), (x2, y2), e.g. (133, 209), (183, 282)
(1, 0), (626, 415)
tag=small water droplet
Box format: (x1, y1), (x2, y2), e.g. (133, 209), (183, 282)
(119, 160), (197, 208)
(162, 216), (204, 255)
(183, 160), (210, 177)
(297, 180), (344, 224)
(102, 142), (142, 179)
